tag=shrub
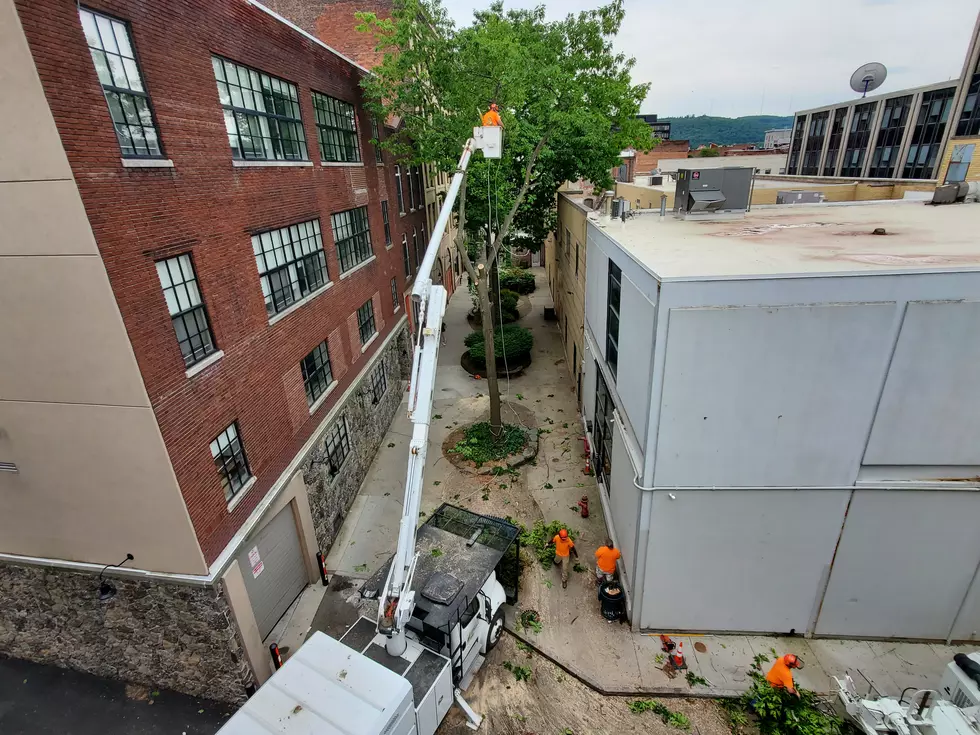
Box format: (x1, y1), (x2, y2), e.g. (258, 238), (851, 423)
(499, 289), (520, 323)
(464, 324), (533, 364)
(449, 422), (527, 467)
(519, 519), (579, 568)
(499, 268), (535, 294)
(737, 654), (845, 735)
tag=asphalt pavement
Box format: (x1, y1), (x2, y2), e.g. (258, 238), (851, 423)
(0, 656), (231, 735)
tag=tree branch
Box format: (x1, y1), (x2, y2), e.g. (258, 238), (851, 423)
(454, 172), (481, 284)
(489, 130), (551, 265)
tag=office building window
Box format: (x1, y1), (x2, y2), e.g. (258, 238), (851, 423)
(331, 207), (373, 273)
(79, 8), (163, 158)
(395, 166), (405, 213)
(390, 277), (400, 311)
(402, 235), (411, 277)
(368, 363), (387, 405)
(252, 219), (327, 317)
(868, 95), (911, 178)
(904, 87), (956, 179)
(594, 366), (614, 488)
(606, 260), (621, 378)
(787, 116), (806, 175)
(155, 254), (216, 368)
(840, 101), (878, 177)
(801, 111), (828, 175)
(381, 200), (391, 246)
(310, 91), (360, 163)
(210, 422), (251, 502)
(823, 108), (848, 176)
(371, 117), (383, 164)
(325, 416), (351, 477)
(213, 57), (307, 161)
(957, 59), (980, 137)
(357, 299), (377, 345)
(301, 341), (333, 407)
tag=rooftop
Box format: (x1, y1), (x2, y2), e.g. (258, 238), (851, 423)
(597, 201), (980, 280)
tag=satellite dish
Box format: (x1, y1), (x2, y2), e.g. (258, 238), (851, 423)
(850, 62), (888, 98)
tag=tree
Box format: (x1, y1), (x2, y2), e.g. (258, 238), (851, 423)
(698, 146), (721, 157)
(359, 0), (649, 429)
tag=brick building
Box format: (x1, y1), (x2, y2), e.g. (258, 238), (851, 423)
(0, 0), (429, 702)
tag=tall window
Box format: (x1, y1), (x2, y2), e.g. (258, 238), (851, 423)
(381, 201), (391, 246)
(868, 95), (911, 178)
(210, 422), (251, 502)
(331, 207), (373, 273)
(407, 166), (417, 210)
(395, 166), (405, 213)
(402, 235), (412, 277)
(413, 228), (421, 269)
(786, 116), (806, 175)
(357, 299), (377, 345)
(606, 261), (621, 378)
(823, 108), (848, 176)
(371, 117), (383, 164)
(156, 254), (216, 368)
(904, 87), (956, 179)
(325, 416), (351, 476)
(390, 277), (400, 311)
(575, 243), (579, 276)
(212, 56), (307, 161)
(301, 341), (333, 407)
(956, 58), (980, 137)
(840, 102), (877, 177)
(368, 363), (387, 405)
(252, 219), (327, 317)
(594, 366), (614, 489)
(79, 9), (163, 158)
(801, 111), (828, 175)
(311, 92), (360, 163)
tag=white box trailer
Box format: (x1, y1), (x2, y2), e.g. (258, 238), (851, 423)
(218, 631), (418, 735)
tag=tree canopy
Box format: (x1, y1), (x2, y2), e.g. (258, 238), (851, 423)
(358, 0), (651, 253)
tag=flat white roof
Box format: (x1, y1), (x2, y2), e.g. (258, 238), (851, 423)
(598, 201), (980, 280)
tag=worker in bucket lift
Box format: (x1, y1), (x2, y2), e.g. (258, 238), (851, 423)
(481, 103), (503, 127)
(766, 654), (804, 698)
(549, 528), (578, 589)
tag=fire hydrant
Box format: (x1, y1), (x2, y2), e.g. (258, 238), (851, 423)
(577, 495), (589, 518)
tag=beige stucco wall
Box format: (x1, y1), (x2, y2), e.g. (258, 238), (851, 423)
(554, 194), (589, 405)
(0, 0), (206, 575)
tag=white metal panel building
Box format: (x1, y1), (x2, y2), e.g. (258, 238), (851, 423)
(581, 201), (980, 640)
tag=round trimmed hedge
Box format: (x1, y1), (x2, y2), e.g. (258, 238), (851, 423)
(499, 268), (535, 295)
(464, 324), (534, 365)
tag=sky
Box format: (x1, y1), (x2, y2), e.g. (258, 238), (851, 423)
(439, 0), (979, 119)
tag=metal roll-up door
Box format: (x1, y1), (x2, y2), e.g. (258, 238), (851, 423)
(238, 505), (308, 639)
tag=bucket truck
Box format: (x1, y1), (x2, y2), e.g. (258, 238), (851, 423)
(217, 125), (519, 735)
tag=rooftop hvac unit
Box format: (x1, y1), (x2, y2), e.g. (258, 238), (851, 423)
(776, 191), (826, 205)
(932, 183), (966, 204)
(939, 653), (980, 708)
(650, 175), (664, 186)
(610, 198), (630, 218)
(674, 167), (752, 220)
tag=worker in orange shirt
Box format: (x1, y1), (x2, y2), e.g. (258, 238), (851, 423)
(766, 654), (803, 698)
(594, 538), (621, 583)
(481, 103), (503, 127)
(549, 528), (578, 589)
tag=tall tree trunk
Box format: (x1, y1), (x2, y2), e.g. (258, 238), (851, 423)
(475, 264), (501, 429)
(488, 256), (500, 328)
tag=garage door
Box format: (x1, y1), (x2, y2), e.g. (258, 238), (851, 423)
(238, 505), (309, 639)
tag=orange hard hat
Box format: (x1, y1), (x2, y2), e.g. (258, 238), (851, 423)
(490, 102), (499, 110)
(558, 528), (568, 539)
(784, 654), (802, 669)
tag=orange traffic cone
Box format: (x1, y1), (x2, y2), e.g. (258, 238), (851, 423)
(671, 640), (687, 669)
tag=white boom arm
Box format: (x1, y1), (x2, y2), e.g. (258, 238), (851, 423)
(379, 127), (501, 656)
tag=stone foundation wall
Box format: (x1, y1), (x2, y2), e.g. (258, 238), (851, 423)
(0, 564), (253, 703)
(304, 324), (410, 552)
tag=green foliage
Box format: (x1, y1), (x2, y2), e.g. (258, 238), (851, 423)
(662, 114), (793, 148)
(573, 562), (586, 573)
(627, 700), (690, 730)
(515, 640), (533, 656)
(430, 548), (443, 557)
(499, 288), (521, 323)
(698, 146), (721, 157)
(499, 268), (536, 295)
(722, 700), (750, 734)
(464, 324), (534, 364)
(518, 608), (543, 634)
(519, 519), (578, 568)
(739, 654), (845, 735)
(685, 671), (708, 687)
(501, 661), (532, 682)
(449, 422), (527, 467)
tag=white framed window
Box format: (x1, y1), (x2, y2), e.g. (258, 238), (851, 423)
(252, 219), (328, 317)
(210, 422), (252, 502)
(155, 254), (216, 368)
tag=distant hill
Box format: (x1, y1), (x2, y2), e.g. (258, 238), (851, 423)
(661, 115), (793, 148)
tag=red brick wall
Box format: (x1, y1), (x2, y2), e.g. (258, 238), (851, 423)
(634, 140), (691, 173)
(16, 0), (413, 562)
